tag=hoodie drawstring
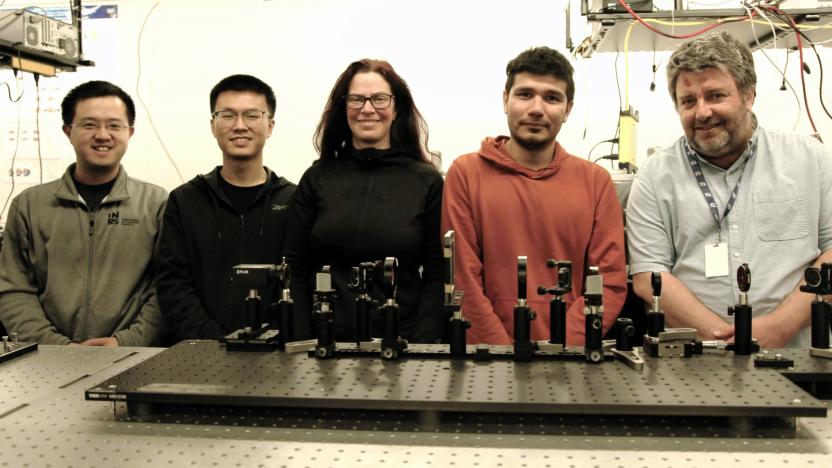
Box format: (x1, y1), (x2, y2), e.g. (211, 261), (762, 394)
(256, 187), (271, 238)
(210, 196), (223, 258)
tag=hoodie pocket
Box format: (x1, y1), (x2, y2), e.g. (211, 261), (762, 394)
(752, 186), (808, 241)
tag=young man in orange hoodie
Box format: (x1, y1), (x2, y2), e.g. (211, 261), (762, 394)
(441, 46), (627, 346)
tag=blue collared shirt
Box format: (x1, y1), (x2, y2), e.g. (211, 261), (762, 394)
(627, 126), (832, 347)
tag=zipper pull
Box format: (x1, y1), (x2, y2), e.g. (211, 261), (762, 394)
(89, 218), (94, 236)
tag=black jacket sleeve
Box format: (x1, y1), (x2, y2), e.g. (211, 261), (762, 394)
(155, 192), (225, 341)
(412, 172), (447, 343)
(284, 168), (318, 340)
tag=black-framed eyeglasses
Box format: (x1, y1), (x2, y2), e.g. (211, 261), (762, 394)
(343, 93), (394, 110)
(212, 109), (270, 126)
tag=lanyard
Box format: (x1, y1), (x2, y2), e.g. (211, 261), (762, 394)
(682, 134), (757, 244)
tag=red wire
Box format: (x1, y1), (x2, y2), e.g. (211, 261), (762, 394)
(765, 6), (821, 139)
(615, 0), (753, 39)
(615, 0), (822, 140)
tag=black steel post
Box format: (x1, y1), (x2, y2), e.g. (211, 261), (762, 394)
(513, 256), (536, 361)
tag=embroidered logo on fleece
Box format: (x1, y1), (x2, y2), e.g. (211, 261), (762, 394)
(272, 204), (287, 212)
(107, 211), (139, 226)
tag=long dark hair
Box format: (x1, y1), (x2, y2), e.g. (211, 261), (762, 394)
(313, 59), (430, 162)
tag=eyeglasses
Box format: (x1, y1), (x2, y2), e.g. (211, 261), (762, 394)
(344, 93), (394, 110)
(212, 109), (270, 127)
(70, 122), (131, 133)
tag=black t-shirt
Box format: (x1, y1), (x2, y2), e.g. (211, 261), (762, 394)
(218, 172), (265, 214)
(73, 177), (116, 211)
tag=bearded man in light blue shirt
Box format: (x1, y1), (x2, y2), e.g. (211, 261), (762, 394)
(626, 31), (832, 348)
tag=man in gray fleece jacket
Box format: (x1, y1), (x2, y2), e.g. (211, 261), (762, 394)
(0, 80), (167, 346)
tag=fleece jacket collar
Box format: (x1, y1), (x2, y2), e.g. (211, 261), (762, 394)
(54, 163), (130, 205)
(340, 145), (422, 169)
(478, 136), (568, 180)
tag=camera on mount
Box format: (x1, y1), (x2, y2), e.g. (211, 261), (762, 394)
(348, 261), (382, 293)
(801, 263), (832, 296)
(230, 263), (289, 290)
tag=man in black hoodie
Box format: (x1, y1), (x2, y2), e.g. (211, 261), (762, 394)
(155, 75), (296, 342)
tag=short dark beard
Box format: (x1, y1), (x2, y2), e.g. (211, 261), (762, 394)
(510, 131), (553, 151)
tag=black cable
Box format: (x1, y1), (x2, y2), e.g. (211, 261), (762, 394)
(1, 43), (26, 102)
(799, 40), (832, 122)
(34, 72), (42, 185)
(764, 8), (832, 123)
(1, 83), (22, 219)
(593, 153), (619, 163)
(742, 4), (801, 128)
(776, 49), (802, 130)
(588, 138), (619, 160)
(1, 45), (25, 219)
(650, 50), (657, 92)
(1, 69), (23, 102)
(780, 49), (789, 91)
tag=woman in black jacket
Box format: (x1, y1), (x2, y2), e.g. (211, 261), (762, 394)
(285, 59), (445, 344)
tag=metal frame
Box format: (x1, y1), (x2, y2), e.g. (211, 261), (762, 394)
(577, 8), (832, 57)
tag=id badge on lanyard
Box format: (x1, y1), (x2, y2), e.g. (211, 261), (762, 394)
(683, 137), (756, 279)
(705, 237), (729, 277)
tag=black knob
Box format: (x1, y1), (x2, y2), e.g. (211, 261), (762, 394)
(651, 272), (662, 296)
(737, 263), (750, 293)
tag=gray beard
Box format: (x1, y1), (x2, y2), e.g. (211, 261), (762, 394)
(690, 113), (757, 161)
(690, 129), (733, 159)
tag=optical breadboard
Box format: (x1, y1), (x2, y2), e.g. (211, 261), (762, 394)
(86, 340), (828, 419)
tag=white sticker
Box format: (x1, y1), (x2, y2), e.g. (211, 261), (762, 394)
(705, 242), (729, 278)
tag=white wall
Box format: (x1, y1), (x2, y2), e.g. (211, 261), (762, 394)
(1, 0), (830, 224)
